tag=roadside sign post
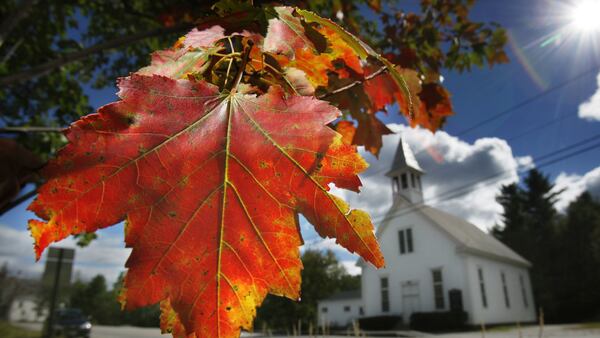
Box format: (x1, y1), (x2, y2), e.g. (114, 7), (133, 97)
(42, 247), (75, 338)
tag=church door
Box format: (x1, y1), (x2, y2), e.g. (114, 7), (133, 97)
(401, 280), (420, 323)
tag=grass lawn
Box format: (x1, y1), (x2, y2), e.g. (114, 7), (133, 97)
(0, 321), (40, 338)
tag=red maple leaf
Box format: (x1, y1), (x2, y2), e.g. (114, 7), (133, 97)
(28, 74), (384, 337)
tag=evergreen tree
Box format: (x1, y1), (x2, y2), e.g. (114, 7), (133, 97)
(493, 169), (561, 320)
(554, 193), (600, 322)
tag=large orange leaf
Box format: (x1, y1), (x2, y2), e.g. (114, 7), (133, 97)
(28, 74), (384, 337)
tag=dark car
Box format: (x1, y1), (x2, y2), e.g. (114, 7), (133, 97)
(48, 308), (92, 338)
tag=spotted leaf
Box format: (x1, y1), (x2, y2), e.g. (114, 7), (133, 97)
(28, 74), (383, 338)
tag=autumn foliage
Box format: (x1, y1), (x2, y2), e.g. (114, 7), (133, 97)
(28, 5), (456, 338)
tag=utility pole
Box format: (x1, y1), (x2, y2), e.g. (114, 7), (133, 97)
(41, 247), (74, 338)
(43, 247), (63, 338)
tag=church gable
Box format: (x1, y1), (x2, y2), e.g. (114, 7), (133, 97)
(376, 203), (460, 263)
(345, 137), (536, 326)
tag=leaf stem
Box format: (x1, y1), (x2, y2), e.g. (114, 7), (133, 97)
(229, 40), (254, 94)
(317, 66), (388, 100)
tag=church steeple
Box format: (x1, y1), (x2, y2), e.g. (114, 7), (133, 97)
(386, 138), (424, 204)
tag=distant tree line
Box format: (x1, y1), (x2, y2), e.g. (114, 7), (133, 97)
(254, 250), (360, 333)
(69, 273), (160, 327)
(492, 169), (600, 323)
(68, 249), (358, 330)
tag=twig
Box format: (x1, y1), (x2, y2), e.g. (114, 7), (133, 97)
(0, 22), (193, 87)
(1, 38), (23, 63)
(317, 66), (388, 100)
(0, 126), (63, 133)
(0, 188), (37, 216)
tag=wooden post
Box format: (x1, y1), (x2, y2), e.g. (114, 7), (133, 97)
(517, 321), (522, 338)
(480, 319), (486, 338)
(538, 307), (544, 338)
(352, 319), (360, 337)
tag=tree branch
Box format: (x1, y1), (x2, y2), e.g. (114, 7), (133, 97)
(0, 22), (194, 87)
(0, 188), (37, 216)
(317, 66), (388, 100)
(0, 126), (63, 133)
(0, 0), (36, 49)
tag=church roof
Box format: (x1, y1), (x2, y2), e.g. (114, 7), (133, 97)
(386, 138), (423, 176)
(418, 206), (531, 267)
(321, 289), (361, 302)
(371, 198), (531, 267)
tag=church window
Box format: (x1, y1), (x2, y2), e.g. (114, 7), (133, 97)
(321, 306), (328, 313)
(478, 267), (488, 308)
(344, 305), (351, 312)
(398, 228), (414, 254)
(519, 274), (529, 308)
(501, 272), (510, 308)
(417, 176), (422, 190)
(410, 172), (416, 188)
(380, 277), (390, 312)
(401, 173), (408, 189)
(432, 269), (445, 309)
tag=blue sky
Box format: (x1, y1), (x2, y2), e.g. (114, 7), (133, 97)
(1, 0), (599, 282)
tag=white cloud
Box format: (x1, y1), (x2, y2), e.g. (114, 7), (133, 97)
(553, 166), (600, 212)
(0, 225), (130, 286)
(301, 238), (338, 252)
(340, 260), (361, 276)
(578, 73), (600, 121)
(331, 124), (532, 230)
(0, 226), (43, 277)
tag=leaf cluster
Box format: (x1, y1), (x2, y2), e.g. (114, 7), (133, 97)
(0, 0), (508, 158)
(27, 4), (396, 337)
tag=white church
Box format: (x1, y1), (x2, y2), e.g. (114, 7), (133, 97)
(318, 139), (536, 328)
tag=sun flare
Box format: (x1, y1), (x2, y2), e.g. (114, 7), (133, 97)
(570, 0), (600, 33)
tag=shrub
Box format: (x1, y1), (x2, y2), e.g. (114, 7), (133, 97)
(410, 311), (468, 332)
(357, 315), (403, 330)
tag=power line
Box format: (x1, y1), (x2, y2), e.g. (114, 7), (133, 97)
(454, 64), (600, 137)
(360, 64), (598, 179)
(367, 140), (600, 227)
(359, 110), (578, 179)
(505, 113), (575, 143)
(365, 134), (600, 225)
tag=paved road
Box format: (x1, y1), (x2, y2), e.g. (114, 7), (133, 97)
(12, 322), (261, 338)
(437, 324), (600, 338)
(12, 322), (600, 338)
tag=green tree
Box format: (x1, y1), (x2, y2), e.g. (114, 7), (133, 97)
(68, 273), (161, 326)
(70, 275), (112, 323)
(492, 169), (561, 320)
(553, 192), (600, 322)
(255, 250), (359, 332)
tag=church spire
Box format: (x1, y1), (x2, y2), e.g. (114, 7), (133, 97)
(386, 138), (424, 204)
